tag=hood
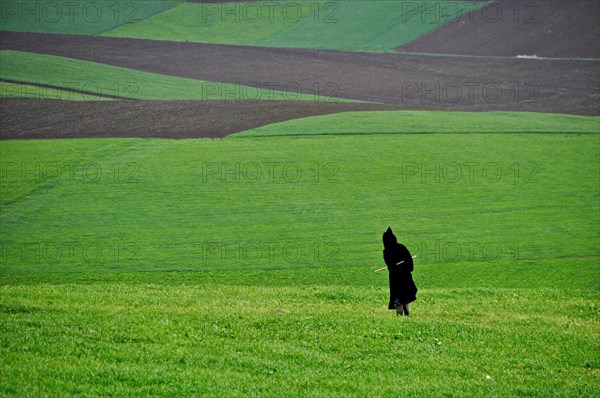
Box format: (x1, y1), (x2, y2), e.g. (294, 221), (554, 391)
(382, 227), (397, 249)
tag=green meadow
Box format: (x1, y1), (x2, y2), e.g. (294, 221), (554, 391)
(1, 0), (599, 394)
(1, 125), (599, 272)
(1, 112), (599, 395)
(1, 275), (598, 397)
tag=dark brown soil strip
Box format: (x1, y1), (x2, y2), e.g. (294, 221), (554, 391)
(0, 99), (405, 140)
(1, 31), (598, 115)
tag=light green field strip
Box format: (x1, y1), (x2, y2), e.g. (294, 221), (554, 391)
(233, 110), (600, 137)
(1, 133), (598, 273)
(0, 50), (345, 101)
(103, 0), (327, 45)
(0, 82), (111, 100)
(0, 0), (178, 35)
(102, 0), (483, 51)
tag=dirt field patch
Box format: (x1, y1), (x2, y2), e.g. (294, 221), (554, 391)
(397, 0), (600, 59)
(0, 99), (404, 139)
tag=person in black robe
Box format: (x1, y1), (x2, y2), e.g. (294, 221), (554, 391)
(382, 227), (417, 316)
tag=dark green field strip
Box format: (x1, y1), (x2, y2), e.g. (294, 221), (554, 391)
(0, 0), (178, 35)
(256, 0), (483, 51)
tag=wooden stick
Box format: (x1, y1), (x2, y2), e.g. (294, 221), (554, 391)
(374, 255), (417, 272)
(373, 261), (403, 273)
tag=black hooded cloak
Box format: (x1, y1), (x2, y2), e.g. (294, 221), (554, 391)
(383, 227), (417, 309)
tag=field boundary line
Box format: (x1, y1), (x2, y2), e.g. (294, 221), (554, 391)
(0, 79), (138, 100)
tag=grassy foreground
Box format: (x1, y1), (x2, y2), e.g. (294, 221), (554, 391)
(1, 115), (598, 395)
(1, 271), (598, 397)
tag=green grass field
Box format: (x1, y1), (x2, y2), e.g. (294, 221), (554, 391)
(0, 50), (344, 101)
(1, 272), (598, 397)
(1, 127), (599, 272)
(1, 112), (599, 395)
(102, 0), (482, 51)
